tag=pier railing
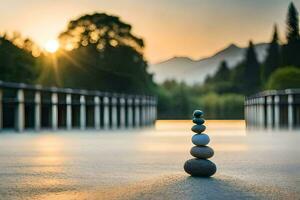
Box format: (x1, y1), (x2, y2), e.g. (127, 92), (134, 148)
(0, 81), (157, 132)
(245, 89), (300, 129)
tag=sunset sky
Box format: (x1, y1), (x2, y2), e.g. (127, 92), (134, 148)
(0, 0), (299, 63)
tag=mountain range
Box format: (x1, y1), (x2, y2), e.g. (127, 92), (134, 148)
(148, 43), (269, 85)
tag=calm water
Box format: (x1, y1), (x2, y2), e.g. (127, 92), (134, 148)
(0, 120), (299, 199)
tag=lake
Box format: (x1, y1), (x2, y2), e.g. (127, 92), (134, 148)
(0, 120), (299, 199)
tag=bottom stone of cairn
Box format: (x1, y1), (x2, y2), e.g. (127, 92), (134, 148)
(184, 158), (217, 177)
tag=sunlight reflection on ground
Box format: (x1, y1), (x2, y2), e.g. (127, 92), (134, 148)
(0, 120), (299, 199)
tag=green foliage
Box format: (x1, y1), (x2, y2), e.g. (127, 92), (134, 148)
(282, 2), (300, 67)
(0, 36), (38, 83)
(157, 80), (244, 119)
(39, 13), (155, 94)
(242, 41), (261, 94)
(197, 93), (244, 119)
(266, 66), (300, 89)
(158, 80), (195, 119)
(214, 61), (230, 81)
(286, 2), (300, 43)
(59, 13), (144, 52)
(262, 25), (281, 82)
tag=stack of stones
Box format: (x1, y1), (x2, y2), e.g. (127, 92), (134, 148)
(184, 110), (217, 177)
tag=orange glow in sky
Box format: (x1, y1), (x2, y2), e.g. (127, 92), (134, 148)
(0, 0), (299, 63)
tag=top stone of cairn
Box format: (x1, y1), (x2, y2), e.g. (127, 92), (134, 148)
(193, 110), (204, 118)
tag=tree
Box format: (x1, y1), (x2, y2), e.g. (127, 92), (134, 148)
(266, 66), (300, 89)
(286, 2), (300, 43)
(0, 35), (37, 83)
(242, 41), (261, 94)
(214, 60), (230, 81)
(59, 13), (144, 52)
(40, 13), (155, 94)
(282, 2), (300, 67)
(262, 25), (281, 83)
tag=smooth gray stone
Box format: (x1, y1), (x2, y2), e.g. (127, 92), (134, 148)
(191, 124), (206, 133)
(184, 158), (217, 177)
(190, 146), (214, 159)
(193, 110), (204, 118)
(192, 134), (210, 146)
(192, 117), (205, 125)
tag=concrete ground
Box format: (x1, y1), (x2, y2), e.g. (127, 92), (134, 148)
(0, 120), (299, 200)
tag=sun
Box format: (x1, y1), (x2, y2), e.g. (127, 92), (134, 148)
(45, 39), (59, 53)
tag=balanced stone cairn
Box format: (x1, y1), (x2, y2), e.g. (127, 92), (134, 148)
(184, 110), (217, 177)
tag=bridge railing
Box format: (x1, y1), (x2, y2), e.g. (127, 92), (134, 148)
(245, 89), (300, 129)
(0, 81), (157, 132)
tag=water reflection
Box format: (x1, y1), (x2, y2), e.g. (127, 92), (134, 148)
(0, 120), (299, 200)
(32, 135), (65, 164)
(155, 120), (247, 136)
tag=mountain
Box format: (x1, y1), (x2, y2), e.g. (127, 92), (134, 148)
(149, 43), (269, 85)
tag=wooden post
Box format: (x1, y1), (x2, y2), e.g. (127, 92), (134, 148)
(127, 98), (133, 128)
(288, 94), (294, 130)
(244, 99), (248, 127)
(111, 97), (118, 129)
(103, 96), (110, 129)
(274, 95), (280, 129)
(154, 97), (157, 123)
(142, 97), (147, 126)
(248, 99), (252, 128)
(51, 92), (58, 131)
(16, 89), (25, 132)
(134, 97), (140, 128)
(146, 97), (151, 125)
(66, 94), (72, 130)
(266, 96), (273, 129)
(259, 97), (265, 128)
(80, 95), (86, 130)
(0, 89), (2, 131)
(34, 91), (41, 131)
(94, 96), (100, 130)
(120, 97), (126, 129)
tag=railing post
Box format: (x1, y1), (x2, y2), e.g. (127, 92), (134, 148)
(250, 99), (254, 128)
(266, 96), (273, 129)
(141, 97), (147, 126)
(66, 94), (72, 130)
(244, 98), (248, 127)
(16, 89), (25, 132)
(274, 95), (280, 129)
(51, 92), (58, 131)
(288, 94), (294, 130)
(111, 96), (118, 129)
(247, 99), (251, 127)
(146, 97), (151, 125)
(154, 97), (157, 123)
(94, 96), (101, 130)
(34, 91), (41, 131)
(254, 98), (258, 128)
(127, 98), (133, 128)
(103, 96), (110, 129)
(259, 97), (265, 128)
(120, 97), (126, 129)
(134, 97), (140, 128)
(0, 89), (2, 131)
(80, 95), (86, 130)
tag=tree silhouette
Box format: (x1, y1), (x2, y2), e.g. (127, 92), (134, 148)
(38, 13), (155, 94)
(214, 60), (230, 81)
(286, 2), (300, 43)
(59, 13), (144, 52)
(0, 35), (37, 83)
(282, 2), (300, 67)
(262, 25), (281, 83)
(242, 41), (261, 94)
